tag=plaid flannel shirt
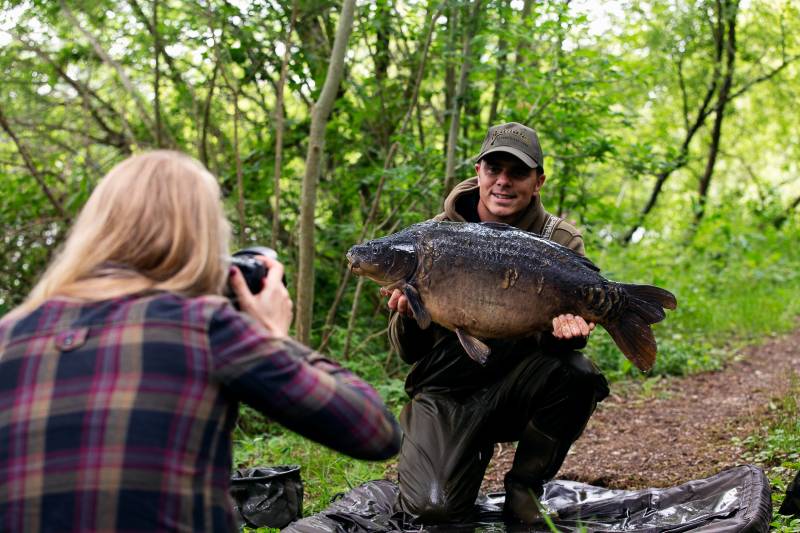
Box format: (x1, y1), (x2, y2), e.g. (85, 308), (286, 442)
(0, 292), (401, 532)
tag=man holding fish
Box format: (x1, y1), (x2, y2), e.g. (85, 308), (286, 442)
(382, 123), (612, 524)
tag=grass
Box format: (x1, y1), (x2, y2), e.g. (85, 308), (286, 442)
(233, 425), (394, 532)
(233, 429), (392, 517)
(232, 220), (800, 524)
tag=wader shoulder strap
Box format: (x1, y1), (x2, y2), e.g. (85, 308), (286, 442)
(541, 214), (561, 241)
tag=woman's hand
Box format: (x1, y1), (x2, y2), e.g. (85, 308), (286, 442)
(230, 255), (293, 336)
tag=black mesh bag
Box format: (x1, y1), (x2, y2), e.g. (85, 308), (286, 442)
(230, 465), (303, 529)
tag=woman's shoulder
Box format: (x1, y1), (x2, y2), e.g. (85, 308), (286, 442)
(46, 292), (234, 328)
(139, 292), (236, 326)
(0, 292), (242, 341)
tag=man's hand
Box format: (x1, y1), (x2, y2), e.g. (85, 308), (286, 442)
(380, 288), (413, 317)
(552, 314), (595, 339)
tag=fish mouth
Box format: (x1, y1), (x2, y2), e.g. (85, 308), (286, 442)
(346, 252), (362, 274)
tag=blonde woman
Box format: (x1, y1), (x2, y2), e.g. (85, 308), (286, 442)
(0, 151), (401, 532)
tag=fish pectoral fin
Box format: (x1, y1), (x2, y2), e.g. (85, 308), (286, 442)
(402, 285), (431, 330)
(455, 329), (491, 365)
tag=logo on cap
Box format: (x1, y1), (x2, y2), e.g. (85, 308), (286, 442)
(490, 128), (528, 145)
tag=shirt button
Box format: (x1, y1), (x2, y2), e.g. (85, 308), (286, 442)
(63, 335), (74, 346)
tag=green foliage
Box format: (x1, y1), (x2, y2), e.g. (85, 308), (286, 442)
(585, 217), (800, 380)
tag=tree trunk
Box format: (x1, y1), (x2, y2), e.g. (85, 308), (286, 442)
(317, 4), (441, 351)
(514, 0), (535, 72)
(233, 90), (245, 243)
(295, 0), (357, 344)
(342, 276), (365, 358)
(215, 33), (247, 244)
(153, 0), (161, 146)
(444, 0), (482, 194)
(200, 60), (220, 166)
(488, 1), (509, 128)
(153, 0), (163, 147)
(442, 2), (458, 153)
(272, 1), (298, 248)
(695, 0), (738, 225)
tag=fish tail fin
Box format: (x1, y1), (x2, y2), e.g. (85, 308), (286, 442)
(623, 284), (678, 314)
(603, 284), (677, 372)
(604, 315), (658, 372)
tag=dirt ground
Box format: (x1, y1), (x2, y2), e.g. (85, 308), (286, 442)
(481, 329), (800, 492)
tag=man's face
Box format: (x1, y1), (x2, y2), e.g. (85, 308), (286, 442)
(475, 153), (545, 223)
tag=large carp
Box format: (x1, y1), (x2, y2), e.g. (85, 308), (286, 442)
(346, 221), (677, 372)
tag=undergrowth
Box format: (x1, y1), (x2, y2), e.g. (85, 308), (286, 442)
(736, 374), (800, 531)
(587, 223), (800, 380)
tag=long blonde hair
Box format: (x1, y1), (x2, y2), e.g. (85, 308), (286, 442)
(18, 150), (231, 313)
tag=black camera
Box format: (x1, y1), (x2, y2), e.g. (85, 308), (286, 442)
(226, 246), (278, 306)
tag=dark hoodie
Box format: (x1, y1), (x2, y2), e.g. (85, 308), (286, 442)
(389, 177), (588, 396)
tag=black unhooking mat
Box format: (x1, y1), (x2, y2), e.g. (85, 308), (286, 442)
(284, 464), (771, 532)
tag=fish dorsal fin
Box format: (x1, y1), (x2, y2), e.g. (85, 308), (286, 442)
(480, 220), (601, 273)
(568, 248), (600, 272)
(579, 253), (600, 272)
(479, 221), (516, 231)
(403, 285), (431, 330)
(541, 237), (601, 273)
(455, 328), (491, 365)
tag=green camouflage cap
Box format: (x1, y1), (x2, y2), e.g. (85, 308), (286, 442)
(476, 122), (543, 170)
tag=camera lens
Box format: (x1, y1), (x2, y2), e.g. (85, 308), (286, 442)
(230, 256), (267, 295)
(225, 246), (282, 309)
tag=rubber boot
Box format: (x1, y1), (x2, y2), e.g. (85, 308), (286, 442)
(779, 470), (800, 516)
(503, 422), (561, 524)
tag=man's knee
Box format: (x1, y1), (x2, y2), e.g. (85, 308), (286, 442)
(527, 351), (608, 444)
(561, 350), (610, 403)
(397, 478), (475, 522)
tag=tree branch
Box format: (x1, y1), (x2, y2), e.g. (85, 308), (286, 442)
(622, 31), (724, 242)
(727, 54), (800, 102)
(60, 1), (161, 144)
(12, 34), (134, 150)
(0, 105), (67, 219)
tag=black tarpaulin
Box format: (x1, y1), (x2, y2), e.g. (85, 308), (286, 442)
(284, 464), (771, 532)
